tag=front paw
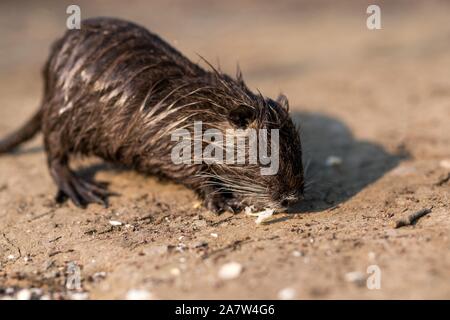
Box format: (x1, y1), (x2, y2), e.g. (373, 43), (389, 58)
(204, 195), (243, 215)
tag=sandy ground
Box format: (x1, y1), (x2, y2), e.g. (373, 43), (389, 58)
(0, 0), (449, 299)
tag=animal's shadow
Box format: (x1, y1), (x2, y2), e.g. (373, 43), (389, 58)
(290, 111), (406, 213)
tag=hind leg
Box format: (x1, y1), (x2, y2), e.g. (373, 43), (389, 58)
(44, 129), (110, 208)
(48, 157), (111, 208)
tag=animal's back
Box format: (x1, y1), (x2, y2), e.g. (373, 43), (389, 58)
(42, 17), (205, 164)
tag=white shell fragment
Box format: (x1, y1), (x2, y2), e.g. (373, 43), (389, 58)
(109, 220), (123, 226)
(218, 262), (243, 280)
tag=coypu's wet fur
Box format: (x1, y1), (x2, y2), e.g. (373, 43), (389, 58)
(0, 18), (304, 213)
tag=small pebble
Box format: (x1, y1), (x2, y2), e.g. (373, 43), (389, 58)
(325, 155), (342, 167)
(16, 289), (32, 300)
(218, 262), (243, 280)
(170, 268), (181, 276)
(278, 287), (296, 300)
(292, 250), (303, 257)
(126, 289), (153, 300)
(193, 241), (208, 248)
(210, 233), (218, 238)
(176, 243), (187, 253)
(69, 292), (89, 300)
(193, 201), (202, 209)
(439, 159), (450, 169)
(345, 271), (366, 286)
(109, 220), (123, 226)
(91, 271), (107, 282)
(5, 287), (14, 295)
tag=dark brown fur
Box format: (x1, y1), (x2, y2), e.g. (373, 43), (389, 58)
(0, 18), (304, 213)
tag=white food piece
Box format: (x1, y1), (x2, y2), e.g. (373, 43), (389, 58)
(254, 209), (274, 224)
(218, 262), (243, 280)
(109, 220), (123, 226)
(245, 206), (276, 224)
(244, 205), (256, 215)
(126, 289), (153, 300)
(278, 287), (297, 300)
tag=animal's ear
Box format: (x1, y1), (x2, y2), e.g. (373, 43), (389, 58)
(276, 94), (289, 112)
(228, 104), (256, 129)
(236, 64), (245, 88)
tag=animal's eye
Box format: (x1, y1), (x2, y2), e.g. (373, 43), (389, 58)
(227, 104), (256, 129)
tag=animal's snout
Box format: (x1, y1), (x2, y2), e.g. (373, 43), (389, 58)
(280, 193), (302, 208)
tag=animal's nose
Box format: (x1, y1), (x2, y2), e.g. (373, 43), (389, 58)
(280, 195), (300, 208)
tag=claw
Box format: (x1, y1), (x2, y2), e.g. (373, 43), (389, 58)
(49, 160), (111, 208)
(204, 193), (243, 215)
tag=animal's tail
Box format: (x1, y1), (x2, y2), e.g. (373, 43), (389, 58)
(0, 109), (43, 153)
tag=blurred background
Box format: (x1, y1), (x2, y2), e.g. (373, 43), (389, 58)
(1, 0), (449, 154)
(0, 0), (449, 299)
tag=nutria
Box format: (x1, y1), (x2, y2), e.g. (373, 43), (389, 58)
(0, 17), (304, 213)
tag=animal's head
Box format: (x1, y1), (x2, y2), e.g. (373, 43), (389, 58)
(200, 72), (304, 211)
